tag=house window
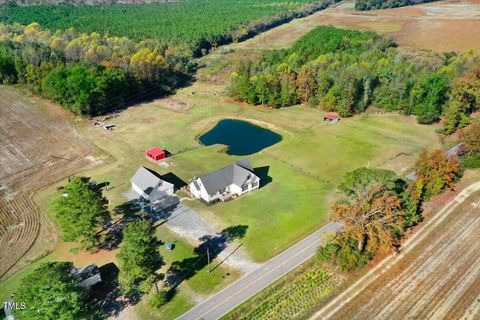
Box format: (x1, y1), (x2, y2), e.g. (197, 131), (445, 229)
(241, 184), (248, 192)
(252, 181), (259, 188)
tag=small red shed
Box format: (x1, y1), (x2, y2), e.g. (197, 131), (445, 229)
(324, 112), (340, 123)
(145, 147), (166, 161)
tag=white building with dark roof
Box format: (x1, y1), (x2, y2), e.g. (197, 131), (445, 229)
(189, 159), (260, 203)
(130, 166), (174, 202)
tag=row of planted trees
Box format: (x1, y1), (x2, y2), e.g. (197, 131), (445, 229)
(317, 123), (480, 271)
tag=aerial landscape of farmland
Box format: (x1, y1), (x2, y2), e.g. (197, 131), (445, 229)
(1, 0), (480, 319)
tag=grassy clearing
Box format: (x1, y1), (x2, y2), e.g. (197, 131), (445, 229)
(0, 80), (442, 319)
(71, 83), (442, 264)
(223, 259), (343, 319)
(135, 291), (193, 320)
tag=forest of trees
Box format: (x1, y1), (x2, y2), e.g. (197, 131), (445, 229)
(0, 0), (340, 115)
(354, 0), (440, 11)
(0, 0), (337, 56)
(228, 26), (480, 130)
(0, 22), (193, 115)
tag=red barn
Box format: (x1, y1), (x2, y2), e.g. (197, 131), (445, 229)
(145, 147), (166, 161)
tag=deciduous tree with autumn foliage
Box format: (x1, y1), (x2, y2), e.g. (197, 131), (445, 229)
(318, 168), (417, 271)
(412, 149), (461, 202)
(458, 123), (480, 168)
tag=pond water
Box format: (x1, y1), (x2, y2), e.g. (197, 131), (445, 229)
(199, 119), (282, 155)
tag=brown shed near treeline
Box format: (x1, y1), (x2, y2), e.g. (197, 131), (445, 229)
(324, 112), (340, 123)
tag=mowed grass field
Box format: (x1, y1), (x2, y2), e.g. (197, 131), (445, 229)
(73, 80), (442, 262)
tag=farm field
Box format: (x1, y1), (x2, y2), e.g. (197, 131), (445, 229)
(233, 0), (480, 51)
(223, 259), (343, 320)
(313, 188), (480, 320)
(0, 86), (101, 279)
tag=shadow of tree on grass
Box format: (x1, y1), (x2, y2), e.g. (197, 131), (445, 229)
(164, 225), (248, 289)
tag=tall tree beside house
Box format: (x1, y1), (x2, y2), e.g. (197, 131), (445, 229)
(412, 149), (461, 202)
(118, 220), (163, 296)
(53, 176), (110, 252)
(14, 262), (85, 320)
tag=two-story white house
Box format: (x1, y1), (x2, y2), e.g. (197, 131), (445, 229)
(189, 159), (260, 203)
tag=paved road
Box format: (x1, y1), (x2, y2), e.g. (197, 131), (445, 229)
(177, 221), (342, 320)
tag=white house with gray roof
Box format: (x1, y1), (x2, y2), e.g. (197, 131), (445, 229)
(189, 159), (260, 203)
(130, 166), (174, 202)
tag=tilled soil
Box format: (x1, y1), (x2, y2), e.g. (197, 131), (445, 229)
(0, 87), (100, 278)
(318, 191), (480, 320)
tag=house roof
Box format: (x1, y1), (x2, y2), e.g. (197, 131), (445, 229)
(146, 146), (165, 157)
(196, 159), (257, 195)
(72, 264), (102, 288)
(324, 112), (340, 120)
(131, 166), (173, 195)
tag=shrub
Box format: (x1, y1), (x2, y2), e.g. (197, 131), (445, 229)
(149, 290), (171, 309)
(460, 154), (480, 169)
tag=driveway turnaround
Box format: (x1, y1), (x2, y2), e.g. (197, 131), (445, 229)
(177, 221), (342, 320)
(162, 201), (260, 274)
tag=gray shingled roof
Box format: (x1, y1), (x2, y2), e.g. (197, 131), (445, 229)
(131, 166), (173, 195)
(198, 159), (256, 195)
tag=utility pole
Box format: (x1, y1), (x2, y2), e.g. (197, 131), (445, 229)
(207, 247), (211, 274)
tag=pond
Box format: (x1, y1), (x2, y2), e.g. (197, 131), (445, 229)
(199, 119), (282, 156)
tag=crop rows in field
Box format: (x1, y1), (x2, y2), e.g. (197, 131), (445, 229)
(0, 0), (326, 50)
(0, 189), (39, 278)
(0, 87), (100, 278)
(0, 93), (97, 190)
(322, 191), (480, 320)
(225, 263), (343, 320)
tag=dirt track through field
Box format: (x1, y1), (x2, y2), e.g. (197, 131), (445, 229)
(312, 188), (480, 320)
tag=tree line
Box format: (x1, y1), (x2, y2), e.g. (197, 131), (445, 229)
(0, 0), (339, 57)
(228, 26), (480, 132)
(0, 22), (191, 115)
(354, 0), (440, 11)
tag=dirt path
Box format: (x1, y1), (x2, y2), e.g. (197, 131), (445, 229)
(310, 182), (480, 320)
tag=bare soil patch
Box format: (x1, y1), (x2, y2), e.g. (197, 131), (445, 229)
(0, 86), (101, 279)
(234, 0), (480, 52)
(154, 97), (191, 111)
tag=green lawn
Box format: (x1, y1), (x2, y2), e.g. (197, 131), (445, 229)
(69, 86), (442, 264)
